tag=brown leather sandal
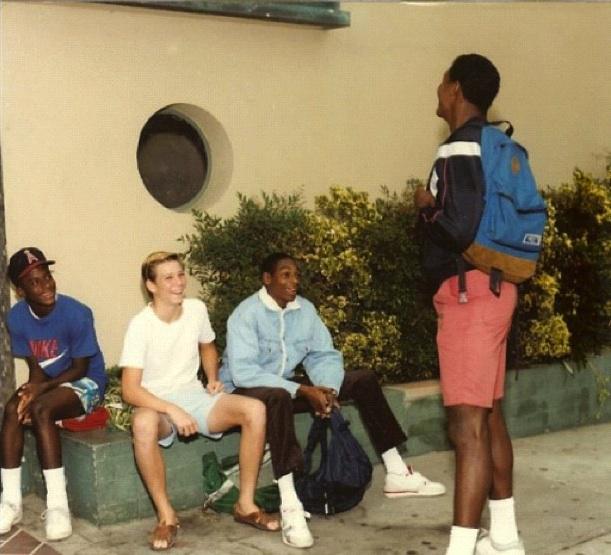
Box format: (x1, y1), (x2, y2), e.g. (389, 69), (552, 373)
(233, 504), (280, 532)
(149, 521), (180, 551)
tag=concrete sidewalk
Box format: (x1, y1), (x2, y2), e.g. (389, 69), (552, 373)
(1, 423), (610, 555)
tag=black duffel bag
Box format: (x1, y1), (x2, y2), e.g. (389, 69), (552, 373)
(296, 409), (372, 515)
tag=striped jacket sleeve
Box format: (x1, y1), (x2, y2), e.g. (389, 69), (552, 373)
(420, 129), (485, 253)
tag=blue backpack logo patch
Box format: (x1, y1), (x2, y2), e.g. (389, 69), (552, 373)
(463, 122), (547, 284)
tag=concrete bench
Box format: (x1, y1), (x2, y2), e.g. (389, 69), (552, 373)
(19, 352), (611, 525)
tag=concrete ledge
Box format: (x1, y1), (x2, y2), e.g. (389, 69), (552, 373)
(20, 350), (610, 525)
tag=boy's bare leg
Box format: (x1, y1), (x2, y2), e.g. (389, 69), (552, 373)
(131, 407), (177, 549)
(488, 400), (513, 499)
(207, 395), (270, 516)
(29, 388), (83, 469)
(1, 393), (26, 469)
(446, 404), (492, 527)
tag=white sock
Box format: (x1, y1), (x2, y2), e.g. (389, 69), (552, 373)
(489, 497), (519, 545)
(0, 467), (22, 507)
(277, 473), (302, 509)
(42, 467), (69, 510)
(381, 448), (408, 475)
(446, 525), (478, 555)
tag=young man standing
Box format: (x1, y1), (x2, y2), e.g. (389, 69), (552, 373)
(220, 252), (446, 549)
(416, 54), (524, 555)
(0, 247), (107, 541)
(120, 251), (278, 551)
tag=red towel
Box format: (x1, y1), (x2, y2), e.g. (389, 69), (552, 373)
(57, 406), (109, 431)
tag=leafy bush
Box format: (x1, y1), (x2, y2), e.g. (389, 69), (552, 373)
(181, 191), (313, 351)
(525, 167), (610, 365)
(103, 366), (133, 431)
(182, 184), (439, 383)
(182, 168), (610, 383)
(511, 198), (572, 365)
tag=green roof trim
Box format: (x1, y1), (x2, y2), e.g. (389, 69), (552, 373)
(98, 1), (350, 29)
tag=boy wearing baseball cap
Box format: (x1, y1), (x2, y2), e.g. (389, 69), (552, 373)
(0, 248), (107, 541)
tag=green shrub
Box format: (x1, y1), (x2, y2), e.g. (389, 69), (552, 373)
(103, 366), (133, 431)
(514, 166), (610, 366)
(512, 199), (572, 364)
(182, 184), (439, 382)
(544, 167), (610, 363)
(181, 192), (312, 350)
(182, 169), (610, 383)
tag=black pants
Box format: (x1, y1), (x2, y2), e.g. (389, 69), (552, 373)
(233, 369), (408, 479)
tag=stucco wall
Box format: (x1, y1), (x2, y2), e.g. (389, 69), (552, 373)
(1, 1), (610, 380)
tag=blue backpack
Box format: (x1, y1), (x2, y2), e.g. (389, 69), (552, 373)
(462, 121), (547, 293)
(296, 410), (372, 515)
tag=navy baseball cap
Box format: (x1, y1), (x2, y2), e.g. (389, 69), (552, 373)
(8, 247), (55, 286)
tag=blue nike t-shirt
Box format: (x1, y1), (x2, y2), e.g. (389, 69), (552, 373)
(7, 294), (107, 396)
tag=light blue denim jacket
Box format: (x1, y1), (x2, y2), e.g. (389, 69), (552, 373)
(219, 287), (344, 397)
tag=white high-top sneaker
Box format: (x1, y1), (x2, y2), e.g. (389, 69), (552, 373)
(281, 504), (314, 549)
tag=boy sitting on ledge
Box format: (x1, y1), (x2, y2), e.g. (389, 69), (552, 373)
(1, 247), (107, 541)
(120, 251), (279, 551)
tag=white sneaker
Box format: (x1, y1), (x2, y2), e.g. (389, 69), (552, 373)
(281, 505), (314, 549)
(384, 467), (446, 498)
(0, 502), (22, 535)
(475, 529), (525, 555)
(42, 507), (72, 541)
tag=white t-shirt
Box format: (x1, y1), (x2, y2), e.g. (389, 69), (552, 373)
(119, 298), (216, 398)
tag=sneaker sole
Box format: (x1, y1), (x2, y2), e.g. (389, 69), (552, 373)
(476, 547), (524, 555)
(384, 490), (446, 498)
(476, 531), (525, 555)
(0, 513), (23, 535)
(46, 528), (72, 542)
(282, 532), (314, 549)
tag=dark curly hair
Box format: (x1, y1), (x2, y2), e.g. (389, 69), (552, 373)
(449, 54), (500, 114)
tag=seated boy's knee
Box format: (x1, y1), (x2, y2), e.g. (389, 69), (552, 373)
(344, 368), (378, 396)
(131, 408), (161, 439)
(354, 369), (377, 385)
(265, 387), (292, 405)
(3, 394), (21, 417)
(29, 398), (53, 423)
(246, 398), (266, 425)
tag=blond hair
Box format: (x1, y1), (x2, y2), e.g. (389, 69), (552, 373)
(141, 251), (184, 284)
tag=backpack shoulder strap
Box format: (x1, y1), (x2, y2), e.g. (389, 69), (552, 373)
(302, 416), (328, 474)
(487, 120), (514, 137)
(329, 409), (350, 433)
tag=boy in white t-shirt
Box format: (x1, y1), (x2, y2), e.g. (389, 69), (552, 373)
(120, 252), (279, 551)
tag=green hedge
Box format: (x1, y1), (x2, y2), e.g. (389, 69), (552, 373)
(517, 167), (611, 366)
(181, 167), (610, 384)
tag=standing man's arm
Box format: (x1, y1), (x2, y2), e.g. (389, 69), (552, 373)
(419, 141), (485, 252)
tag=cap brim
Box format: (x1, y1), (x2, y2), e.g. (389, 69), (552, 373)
(17, 260), (56, 281)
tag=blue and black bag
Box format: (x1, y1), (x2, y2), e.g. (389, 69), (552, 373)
(296, 409), (372, 515)
(462, 121), (547, 295)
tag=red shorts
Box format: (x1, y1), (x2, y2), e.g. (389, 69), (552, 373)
(433, 269), (517, 408)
